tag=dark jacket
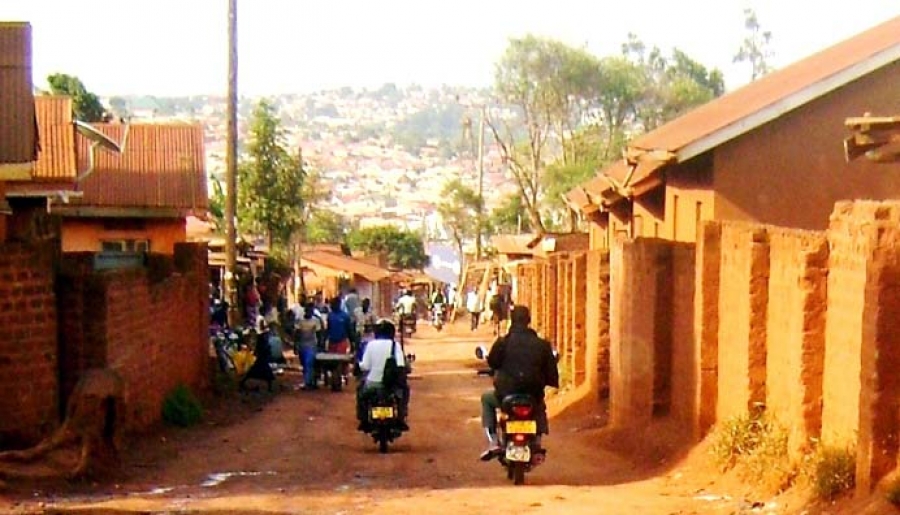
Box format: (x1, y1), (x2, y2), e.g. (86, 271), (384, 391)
(487, 325), (559, 400)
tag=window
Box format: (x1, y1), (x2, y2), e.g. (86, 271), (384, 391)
(100, 239), (150, 253)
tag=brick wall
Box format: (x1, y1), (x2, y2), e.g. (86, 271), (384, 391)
(822, 202), (900, 493)
(716, 223), (769, 421)
(59, 243), (208, 432)
(0, 241), (59, 448)
(586, 250), (611, 399)
(669, 243), (696, 426)
(765, 229), (827, 457)
(694, 222), (721, 437)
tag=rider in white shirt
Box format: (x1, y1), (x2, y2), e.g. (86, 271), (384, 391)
(357, 319), (410, 431)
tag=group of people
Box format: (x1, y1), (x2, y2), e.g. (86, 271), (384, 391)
(465, 283), (511, 334)
(288, 289), (378, 390)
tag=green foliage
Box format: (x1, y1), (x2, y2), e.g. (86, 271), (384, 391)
(346, 225), (429, 270)
(208, 178), (226, 233)
(161, 384), (203, 427)
(709, 410), (770, 471)
(489, 194), (531, 235)
(886, 477), (900, 505)
(733, 8), (775, 81)
(392, 103), (466, 156)
(46, 73), (106, 122)
(740, 420), (794, 494)
(438, 179), (482, 269)
(804, 445), (856, 500)
(305, 209), (347, 244)
(238, 100), (306, 250)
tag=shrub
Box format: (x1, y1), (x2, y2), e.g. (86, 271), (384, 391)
(162, 383), (203, 427)
(885, 477), (900, 505)
(741, 420), (795, 493)
(807, 445), (856, 500)
(710, 411), (767, 471)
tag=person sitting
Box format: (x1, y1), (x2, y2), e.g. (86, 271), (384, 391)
(356, 319), (410, 431)
(394, 289), (417, 332)
(479, 305), (559, 460)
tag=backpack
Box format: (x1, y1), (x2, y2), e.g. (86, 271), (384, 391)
(382, 340), (401, 388)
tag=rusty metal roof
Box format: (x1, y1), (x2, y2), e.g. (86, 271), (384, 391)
(33, 96), (76, 180)
(577, 15), (900, 205)
(302, 251), (391, 282)
(0, 22), (37, 166)
(72, 123), (208, 213)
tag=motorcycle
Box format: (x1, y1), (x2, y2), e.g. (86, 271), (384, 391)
(431, 303), (445, 331)
(360, 388), (405, 453)
(475, 345), (548, 485)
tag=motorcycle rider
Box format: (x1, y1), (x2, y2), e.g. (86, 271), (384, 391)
(394, 289), (417, 332)
(479, 305), (558, 461)
(356, 319), (410, 431)
(430, 287), (446, 325)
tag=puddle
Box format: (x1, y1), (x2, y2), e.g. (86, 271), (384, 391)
(200, 471), (277, 487)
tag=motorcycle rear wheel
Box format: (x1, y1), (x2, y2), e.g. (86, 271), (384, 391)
(513, 462), (525, 485)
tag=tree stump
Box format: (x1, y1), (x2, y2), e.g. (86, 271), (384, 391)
(0, 368), (125, 480)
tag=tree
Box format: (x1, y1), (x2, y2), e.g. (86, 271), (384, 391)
(208, 178), (226, 233)
(346, 226), (429, 270)
(237, 100), (306, 255)
(489, 194), (532, 235)
(489, 35), (603, 236)
(733, 8), (774, 81)
(305, 209), (348, 244)
(46, 73), (106, 122)
(437, 179), (482, 282)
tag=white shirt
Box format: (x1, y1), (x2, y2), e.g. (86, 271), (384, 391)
(466, 291), (481, 312)
(396, 295), (416, 315)
(360, 338), (406, 384)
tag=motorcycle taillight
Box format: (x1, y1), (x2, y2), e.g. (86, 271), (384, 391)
(511, 405), (533, 418)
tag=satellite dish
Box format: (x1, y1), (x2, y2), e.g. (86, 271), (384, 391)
(74, 120), (121, 153)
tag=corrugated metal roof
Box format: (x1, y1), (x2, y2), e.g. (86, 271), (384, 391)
(73, 123), (208, 212)
(491, 234), (536, 256)
(0, 22), (37, 165)
(577, 15), (900, 204)
(631, 15), (900, 155)
(302, 251), (391, 282)
(34, 96), (76, 179)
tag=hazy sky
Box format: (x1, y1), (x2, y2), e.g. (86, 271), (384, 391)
(2, 0), (898, 96)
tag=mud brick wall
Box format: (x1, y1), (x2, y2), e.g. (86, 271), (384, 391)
(669, 243), (696, 426)
(59, 243), (208, 432)
(571, 253), (588, 386)
(545, 257), (558, 345)
(0, 241), (59, 448)
(609, 238), (672, 426)
(693, 222), (722, 438)
(822, 201), (900, 493)
(765, 229), (828, 457)
(585, 250), (610, 399)
(716, 223), (769, 421)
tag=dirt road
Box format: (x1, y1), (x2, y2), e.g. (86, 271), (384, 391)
(4, 324), (764, 514)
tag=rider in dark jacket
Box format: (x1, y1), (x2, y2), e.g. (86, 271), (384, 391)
(480, 305), (558, 460)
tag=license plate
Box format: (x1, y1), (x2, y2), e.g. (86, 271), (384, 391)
(505, 444), (531, 462)
(370, 406), (394, 420)
(506, 420), (537, 434)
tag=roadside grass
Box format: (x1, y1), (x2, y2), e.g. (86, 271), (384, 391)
(709, 411), (856, 499)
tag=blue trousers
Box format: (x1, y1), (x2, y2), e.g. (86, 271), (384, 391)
(298, 345), (317, 386)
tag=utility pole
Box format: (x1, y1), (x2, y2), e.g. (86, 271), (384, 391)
(224, 0), (239, 325)
(475, 105), (485, 261)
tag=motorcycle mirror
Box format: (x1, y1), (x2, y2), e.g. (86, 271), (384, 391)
(475, 345), (487, 360)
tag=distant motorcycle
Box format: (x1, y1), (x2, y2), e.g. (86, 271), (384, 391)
(431, 303), (445, 331)
(475, 345), (549, 485)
